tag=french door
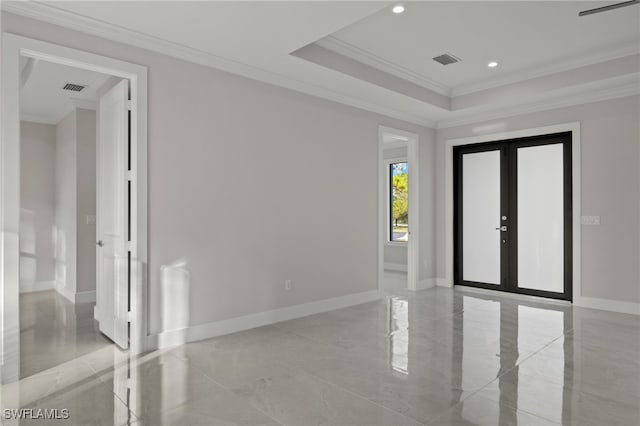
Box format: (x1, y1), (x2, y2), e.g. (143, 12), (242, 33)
(453, 132), (572, 301)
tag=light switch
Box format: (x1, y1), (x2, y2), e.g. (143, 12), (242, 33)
(86, 215), (96, 225)
(581, 216), (600, 226)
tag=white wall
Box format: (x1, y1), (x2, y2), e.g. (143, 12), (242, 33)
(19, 121), (56, 292)
(55, 110), (77, 300)
(436, 95), (640, 304)
(1, 12), (436, 335)
(75, 109), (97, 295)
(54, 108), (97, 302)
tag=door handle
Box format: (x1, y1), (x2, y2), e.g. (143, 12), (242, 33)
(495, 226), (508, 232)
(96, 240), (104, 247)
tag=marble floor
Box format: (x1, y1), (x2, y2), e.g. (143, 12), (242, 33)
(2, 285), (639, 425)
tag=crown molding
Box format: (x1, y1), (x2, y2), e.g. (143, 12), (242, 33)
(452, 40), (640, 97)
(20, 113), (58, 125)
(438, 73), (640, 129)
(317, 36), (451, 97)
(1, 1), (436, 128)
(70, 98), (96, 110)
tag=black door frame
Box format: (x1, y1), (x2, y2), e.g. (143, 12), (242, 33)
(453, 132), (573, 301)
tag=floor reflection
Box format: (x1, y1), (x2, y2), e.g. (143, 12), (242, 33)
(19, 290), (112, 378)
(4, 285), (639, 425)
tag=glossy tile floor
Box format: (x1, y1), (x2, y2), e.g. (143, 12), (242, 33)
(18, 290), (113, 378)
(2, 280), (639, 425)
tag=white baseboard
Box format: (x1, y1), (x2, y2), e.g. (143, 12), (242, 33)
(148, 289), (383, 350)
(415, 278), (437, 290)
(384, 263), (408, 272)
(19, 280), (55, 293)
(55, 281), (76, 303)
(574, 296), (640, 315)
(435, 278), (452, 288)
(75, 290), (96, 304)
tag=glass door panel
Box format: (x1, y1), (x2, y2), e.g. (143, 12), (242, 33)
(516, 144), (564, 293)
(462, 151), (501, 285)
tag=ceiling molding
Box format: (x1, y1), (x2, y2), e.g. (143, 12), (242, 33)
(317, 36), (451, 97)
(20, 113), (59, 125)
(1, 1), (436, 128)
(70, 98), (97, 111)
(452, 41), (640, 97)
(437, 74), (640, 129)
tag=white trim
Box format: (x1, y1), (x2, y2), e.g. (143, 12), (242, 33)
(0, 1), (436, 129)
(434, 278), (450, 288)
(378, 126), (420, 292)
(438, 74), (640, 129)
(452, 42), (640, 96)
(443, 122), (582, 303)
(1, 33), (149, 383)
(316, 36), (450, 96)
(384, 263), (408, 273)
(75, 290), (96, 304)
(19, 280), (55, 293)
(574, 296), (640, 316)
(149, 290), (382, 349)
(54, 281), (76, 304)
(416, 278), (437, 291)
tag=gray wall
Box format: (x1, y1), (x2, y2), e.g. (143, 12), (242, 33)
(436, 95), (640, 303)
(19, 121), (57, 292)
(2, 12), (435, 333)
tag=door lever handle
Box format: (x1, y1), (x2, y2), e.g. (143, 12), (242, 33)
(495, 226), (508, 232)
(96, 240), (104, 247)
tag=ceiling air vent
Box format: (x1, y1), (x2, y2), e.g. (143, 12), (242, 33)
(62, 83), (86, 92)
(432, 53), (461, 66)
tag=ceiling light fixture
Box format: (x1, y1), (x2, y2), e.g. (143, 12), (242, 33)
(488, 61), (498, 68)
(392, 5), (405, 14)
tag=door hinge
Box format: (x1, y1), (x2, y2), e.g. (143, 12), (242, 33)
(127, 241), (133, 251)
(126, 100), (133, 110)
(127, 311), (133, 322)
(127, 170), (134, 181)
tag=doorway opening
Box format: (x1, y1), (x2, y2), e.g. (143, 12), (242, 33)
(378, 126), (419, 293)
(453, 132), (573, 301)
(1, 34), (148, 384)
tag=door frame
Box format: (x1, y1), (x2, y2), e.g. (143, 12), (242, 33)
(378, 126), (420, 291)
(453, 133), (573, 301)
(444, 123), (581, 302)
(1, 33), (148, 383)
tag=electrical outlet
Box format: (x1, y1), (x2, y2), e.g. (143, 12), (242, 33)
(581, 216), (601, 226)
(284, 280), (292, 291)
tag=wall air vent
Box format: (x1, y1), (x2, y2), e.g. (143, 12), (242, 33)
(62, 83), (86, 92)
(432, 53), (461, 66)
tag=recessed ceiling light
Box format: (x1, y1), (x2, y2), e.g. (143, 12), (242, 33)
(392, 5), (405, 14)
(488, 61), (498, 68)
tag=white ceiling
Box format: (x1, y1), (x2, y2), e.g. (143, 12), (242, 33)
(326, 1), (640, 91)
(7, 1), (639, 128)
(20, 58), (110, 124)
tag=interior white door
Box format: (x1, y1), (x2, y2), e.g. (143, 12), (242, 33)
(96, 79), (129, 349)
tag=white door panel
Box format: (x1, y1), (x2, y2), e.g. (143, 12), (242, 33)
(96, 79), (129, 349)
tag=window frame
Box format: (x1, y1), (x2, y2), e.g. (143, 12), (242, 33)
(385, 157), (409, 246)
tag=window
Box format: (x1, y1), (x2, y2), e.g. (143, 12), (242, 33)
(390, 161), (409, 242)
